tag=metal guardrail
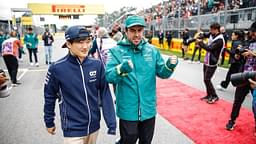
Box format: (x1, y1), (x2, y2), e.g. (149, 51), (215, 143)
(146, 7), (256, 32)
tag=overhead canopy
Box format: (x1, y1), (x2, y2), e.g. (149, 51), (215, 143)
(0, 8), (31, 20)
(11, 8), (32, 13)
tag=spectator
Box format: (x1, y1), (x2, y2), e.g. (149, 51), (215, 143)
(42, 28), (54, 65)
(145, 30), (153, 44)
(181, 28), (190, 60)
(191, 28), (203, 63)
(249, 0), (256, 7)
(111, 23), (123, 42)
(24, 27), (39, 66)
(158, 30), (164, 48)
(89, 27), (117, 65)
(2, 31), (23, 86)
(219, 26), (229, 65)
(166, 31), (172, 49)
(12, 27), (25, 61)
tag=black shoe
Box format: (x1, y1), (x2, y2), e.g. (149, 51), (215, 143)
(207, 96), (219, 104)
(14, 82), (21, 85)
(12, 82), (21, 87)
(200, 95), (210, 101)
(226, 120), (236, 131)
(12, 81), (21, 84)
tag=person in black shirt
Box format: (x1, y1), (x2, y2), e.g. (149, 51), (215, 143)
(42, 29), (54, 64)
(216, 30), (245, 91)
(181, 28), (190, 60)
(197, 23), (225, 104)
(166, 31), (172, 49)
(158, 30), (164, 48)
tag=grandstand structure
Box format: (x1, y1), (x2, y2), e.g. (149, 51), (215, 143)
(142, 0), (256, 37)
(146, 7), (255, 33)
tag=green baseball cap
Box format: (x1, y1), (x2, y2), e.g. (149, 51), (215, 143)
(125, 15), (146, 28)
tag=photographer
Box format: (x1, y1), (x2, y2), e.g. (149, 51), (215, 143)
(225, 21), (256, 133)
(197, 23), (225, 104)
(249, 78), (256, 136)
(216, 30), (245, 91)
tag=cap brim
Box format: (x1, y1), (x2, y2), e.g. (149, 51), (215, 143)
(62, 42), (67, 48)
(126, 23), (145, 28)
(62, 36), (92, 48)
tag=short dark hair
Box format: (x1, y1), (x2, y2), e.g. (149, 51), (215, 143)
(10, 31), (17, 37)
(28, 27), (33, 31)
(67, 37), (91, 44)
(210, 23), (221, 31)
(233, 30), (244, 41)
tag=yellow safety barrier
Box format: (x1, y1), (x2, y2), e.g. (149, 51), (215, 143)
(151, 37), (232, 60)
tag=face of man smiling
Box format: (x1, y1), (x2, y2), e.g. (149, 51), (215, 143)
(126, 25), (144, 46)
(66, 37), (92, 62)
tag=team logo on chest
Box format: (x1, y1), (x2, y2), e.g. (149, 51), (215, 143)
(89, 70), (97, 82)
(89, 70), (97, 77)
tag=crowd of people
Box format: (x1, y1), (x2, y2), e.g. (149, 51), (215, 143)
(0, 27), (55, 87)
(142, 0), (256, 23)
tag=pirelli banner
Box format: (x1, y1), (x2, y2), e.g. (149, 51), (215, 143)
(28, 3), (105, 15)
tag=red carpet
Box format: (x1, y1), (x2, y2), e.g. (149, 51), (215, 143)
(157, 79), (256, 144)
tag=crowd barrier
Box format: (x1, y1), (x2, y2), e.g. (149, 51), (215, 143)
(151, 37), (232, 60)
